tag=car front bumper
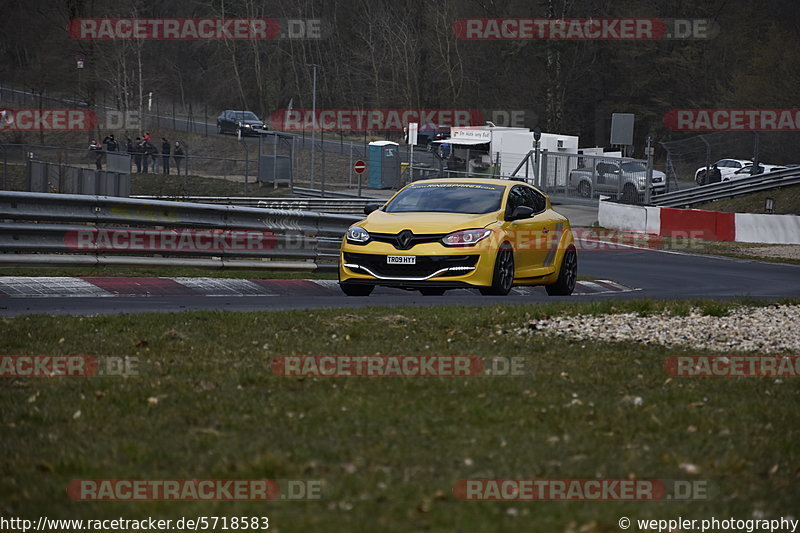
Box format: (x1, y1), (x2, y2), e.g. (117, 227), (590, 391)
(339, 241), (497, 288)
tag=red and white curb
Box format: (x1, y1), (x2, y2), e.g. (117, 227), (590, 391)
(0, 277), (636, 298)
(598, 200), (800, 244)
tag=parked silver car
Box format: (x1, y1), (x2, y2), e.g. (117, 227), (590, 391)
(569, 160), (666, 203)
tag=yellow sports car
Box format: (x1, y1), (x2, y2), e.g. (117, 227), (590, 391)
(338, 178), (577, 297)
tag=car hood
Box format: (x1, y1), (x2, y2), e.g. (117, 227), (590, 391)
(360, 210), (500, 234)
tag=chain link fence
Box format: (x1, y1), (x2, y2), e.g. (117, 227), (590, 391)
(660, 131), (800, 188)
(0, 143), (262, 197)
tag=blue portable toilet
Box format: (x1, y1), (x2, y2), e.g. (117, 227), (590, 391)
(368, 141), (400, 189)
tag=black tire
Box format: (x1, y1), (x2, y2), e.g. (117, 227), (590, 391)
(479, 244), (514, 296)
(696, 171), (707, 186)
(419, 287), (446, 296)
(546, 247), (577, 296)
(578, 180), (591, 198)
(339, 283), (374, 296)
(621, 184), (639, 204)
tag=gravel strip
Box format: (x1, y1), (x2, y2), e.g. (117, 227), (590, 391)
(517, 305), (800, 353)
(729, 244), (800, 261)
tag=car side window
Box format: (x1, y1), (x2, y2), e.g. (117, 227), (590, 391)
(524, 187), (546, 213)
(506, 186), (525, 216)
(506, 185), (544, 218)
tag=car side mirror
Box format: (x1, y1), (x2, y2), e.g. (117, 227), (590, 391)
(364, 203), (382, 215)
(507, 205), (534, 221)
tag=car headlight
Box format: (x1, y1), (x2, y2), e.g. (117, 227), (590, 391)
(441, 229), (492, 247)
(346, 226), (370, 244)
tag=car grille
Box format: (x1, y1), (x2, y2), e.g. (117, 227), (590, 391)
(343, 252), (479, 279)
(369, 231), (446, 251)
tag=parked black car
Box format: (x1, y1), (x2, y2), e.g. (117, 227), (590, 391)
(414, 124), (451, 151)
(216, 110), (267, 136)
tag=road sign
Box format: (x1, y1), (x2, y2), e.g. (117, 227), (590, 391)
(610, 113), (634, 146)
(354, 160), (366, 174)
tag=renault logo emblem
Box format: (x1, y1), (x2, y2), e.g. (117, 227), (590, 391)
(397, 230), (413, 250)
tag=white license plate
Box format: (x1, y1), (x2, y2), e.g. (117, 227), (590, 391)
(387, 255), (416, 265)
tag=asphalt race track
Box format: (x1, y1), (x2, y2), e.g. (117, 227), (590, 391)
(1, 248), (798, 317)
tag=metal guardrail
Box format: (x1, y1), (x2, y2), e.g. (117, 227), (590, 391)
(291, 186), (383, 199)
(652, 167), (800, 208)
(131, 195), (383, 215)
(0, 191), (360, 271)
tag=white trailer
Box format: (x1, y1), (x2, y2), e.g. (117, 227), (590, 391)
(436, 126), (579, 183)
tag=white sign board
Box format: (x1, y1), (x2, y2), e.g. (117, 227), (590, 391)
(407, 122), (418, 145)
(451, 127), (492, 141)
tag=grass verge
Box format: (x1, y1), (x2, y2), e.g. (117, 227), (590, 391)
(0, 163), (288, 197)
(130, 173), (292, 197)
(1, 300), (797, 531)
(694, 183), (800, 215)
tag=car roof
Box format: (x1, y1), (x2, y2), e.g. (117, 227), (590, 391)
(408, 177), (519, 188)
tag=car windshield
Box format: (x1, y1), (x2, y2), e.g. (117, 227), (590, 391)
(232, 112), (259, 121)
(620, 161), (647, 172)
(383, 182), (505, 214)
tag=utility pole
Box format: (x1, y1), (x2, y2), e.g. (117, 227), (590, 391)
(644, 135), (654, 205)
(307, 64), (320, 189)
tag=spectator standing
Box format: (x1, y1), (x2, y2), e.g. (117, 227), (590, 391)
(102, 134), (118, 152)
(709, 163), (722, 184)
(125, 137), (135, 173)
(161, 138), (171, 175)
(89, 140), (103, 170)
(144, 140), (158, 173)
(140, 139), (150, 173)
(173, 141), (185, 174)
(133, 137), (143, 173)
